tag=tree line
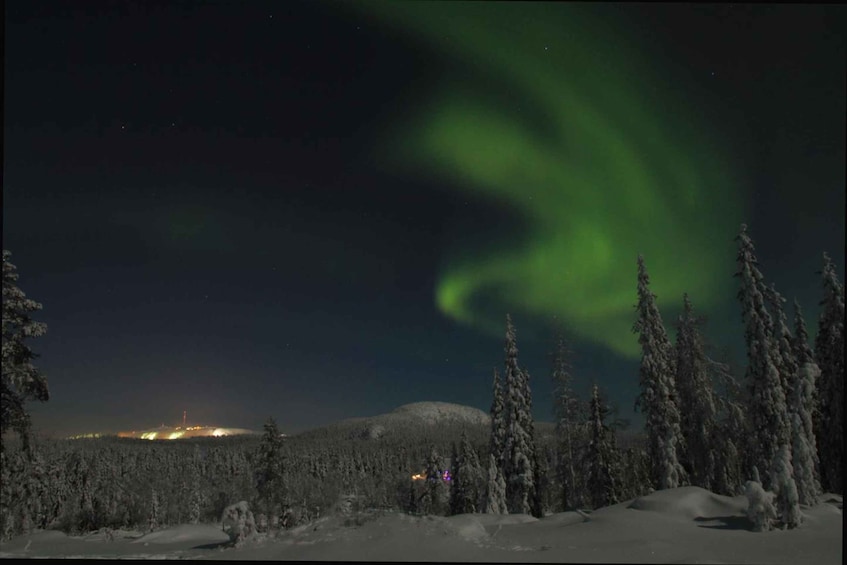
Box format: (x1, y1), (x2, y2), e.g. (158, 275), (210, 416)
(1, 226), (842, 537)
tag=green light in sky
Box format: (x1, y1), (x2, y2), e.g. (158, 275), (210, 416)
(360, 2), (743, 357)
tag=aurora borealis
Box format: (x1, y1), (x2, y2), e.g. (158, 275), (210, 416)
(360, 2), (743, 357)
(3, 1), (844, 436)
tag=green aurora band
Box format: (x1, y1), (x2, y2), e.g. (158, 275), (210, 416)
(360, 2), (743, 358)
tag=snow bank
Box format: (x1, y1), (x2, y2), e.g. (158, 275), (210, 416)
(627, 485), (744, 520)
(130, 524), (229, 545)
(0, 491), (841, 563)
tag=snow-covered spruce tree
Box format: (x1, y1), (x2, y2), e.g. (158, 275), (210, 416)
(484, 367), (508, 513)
(710, 358), (747, 496)
(734, 225), (791, 492)
(633, 255), (686, 491)
(789, 299), (821, 505)
(483, 453), (507, 514)
(744, 470), (777, 532)
(1, 250), (49, 455)
(814, 252), (844, 494)
(763, 284), (803, 524)
(764, 285), (800, 422)
(449, 430), (482, 515)
(674, 293), (717, 491)
(489, 368), (506, 476)
(771, 443), (802, 528)
(421, 445), (449, 515)
(551, 330), (584, 511)
(254, 417), (287, 528)
(586, 384), (620, 509)
(501, 314), (539, 516)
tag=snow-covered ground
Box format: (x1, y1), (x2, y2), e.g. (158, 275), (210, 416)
(1, 487), (841, 562)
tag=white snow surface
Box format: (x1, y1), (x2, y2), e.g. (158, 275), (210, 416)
(1, 487), (841, 562)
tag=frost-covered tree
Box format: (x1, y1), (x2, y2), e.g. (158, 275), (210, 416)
(771, 444), (802, 528)
(789, 300), (821, 505)
(586, 384), (620, 509)
(501, 314), (538, 515)
(1, 250), (49, 454)
(551, 330), (584, 510)
(674, 293), (717, 491)
(734, 225), (791, 492)
(449, 430), (482, 515)
(815, 252), (844, 494)
(484, 367), (508, 513)
(254, 417), (287, 526)
(483, 453), (507, 514)
(744, 471), (777, 532)
(710, 357), (747, 496)
(488, 368), (506, 475)
(421, 445), (449, 515)
(765, 286), (800, 428)
(633, 255), (686, 490)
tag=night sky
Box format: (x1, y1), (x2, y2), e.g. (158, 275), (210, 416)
(4, 1), (845, 437)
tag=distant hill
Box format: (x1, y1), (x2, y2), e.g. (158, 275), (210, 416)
(291, 401), (563, 447)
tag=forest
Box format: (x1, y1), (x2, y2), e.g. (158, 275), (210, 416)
(1, 224), (843, 540)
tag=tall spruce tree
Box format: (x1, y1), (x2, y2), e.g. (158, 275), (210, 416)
(450, 430), (482, 515)
(586, 384), (620, 509)
(734, 225), (791, 491)
(489, 368), (506, 475)
(764, 285), (803, 528)
(789, 299), (821, 505)
(633, 255), (686, 490)
(501, 314), (538, 515)
(551, 330), (583, 510)
(674, 293), (717, 491)
(422, 445), (449, 515)
(484, 368), (507, 513)
(483, 453), (507, 514)
(765, 285), (799, 412)
(1, 251), (50, 455)
(815, 252), (844, 494)
(710, 355), (747, 496)
(254, 417), (287, 526)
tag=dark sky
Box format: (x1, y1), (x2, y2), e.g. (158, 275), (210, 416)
(4, 1), (845, 437)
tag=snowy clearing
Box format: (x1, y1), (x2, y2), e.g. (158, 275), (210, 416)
(0, 487), (841, 563)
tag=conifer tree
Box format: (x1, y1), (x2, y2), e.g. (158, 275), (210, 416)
(551, 330), (583, 510)
(674, 293), (717, 490)
(422, 445), (448, 515)
(815, 253), (844, 494)
(1, 250), (49, 454)
(734, 225), (791, 492)
(711, 358), (746, 496)
(765, 285), (799, 411)
(501, 314), (538, 515)
(633, 255), (686, 490)
(789, 300), (821, 505)
(489, 368), (506, 476)
(254, 417), (287, 527)
(484, 367), (508, 513)
(586, 384), (620, 509)
(450, 430), (482, 515)
(483, 453), (507, 514)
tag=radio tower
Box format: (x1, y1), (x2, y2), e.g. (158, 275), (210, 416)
(183, 410), (187, 428)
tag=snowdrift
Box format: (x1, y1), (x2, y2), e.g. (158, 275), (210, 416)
(1, 489), (841, 563)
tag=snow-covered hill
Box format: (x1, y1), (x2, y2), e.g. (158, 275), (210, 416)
(383, 401), (491, 426)
(296, 400), (493, 441)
